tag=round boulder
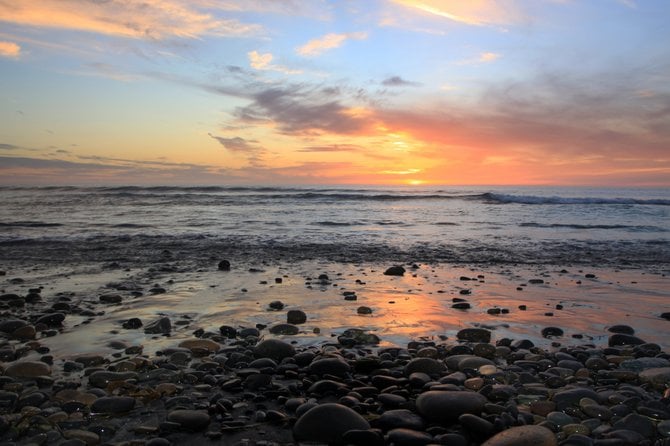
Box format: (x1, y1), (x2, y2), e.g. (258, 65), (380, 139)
(293, 403), (370, 444)
(4, 361), (51, 378)
(481, 425), (557, 446)
(416, 390), (487, 423)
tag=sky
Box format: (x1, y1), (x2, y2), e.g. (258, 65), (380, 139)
(0, 0), (669, 186)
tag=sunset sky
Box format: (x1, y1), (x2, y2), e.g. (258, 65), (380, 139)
(1, 0), (669, 186)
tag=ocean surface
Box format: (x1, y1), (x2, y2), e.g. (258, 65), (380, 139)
(1, 185), (669, 267)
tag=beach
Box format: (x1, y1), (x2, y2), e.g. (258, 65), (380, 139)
(1, 186), (670, 445)
(1, 249), (670, 445)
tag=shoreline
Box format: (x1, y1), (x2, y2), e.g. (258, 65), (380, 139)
(0, 257), (669, 444)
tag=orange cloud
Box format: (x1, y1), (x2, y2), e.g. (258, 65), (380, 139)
(297, 32), (368, 57)
(248, 51), (302, 74)
(0, 1), (261, 40)
(0, 41), (20, 58)
(390, 0), (524, 26)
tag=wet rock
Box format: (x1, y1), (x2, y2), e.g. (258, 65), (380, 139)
(122, 318), (142, 329)
(338, 328), (380, 346)
(377, 409), (425, 432)
(178, 339), (221, 353)
(269, 323), (299, 335)
(268, 300), (284, 310)
(310, 357), (351, 376)
(4, 361), (51, 377)
(293, 403), (371, 444)
(91, 396), (136, 414)
(167, 409), (211, 431)
(35, 312), (65, 327)
(88, 371), (138, 388)
(552, 388), (600, 410)
(404, 357), (446, 376)
(287, 309), (307, 324)
(611, 413), (655, 438)
(144, 317), (172, 334)
(457, 328), (491, 343)
(219, 325), (237, 338)
(99, 294), (122, 304)
(608, 325), (635, 335)
(415, 390), (487, 423)
(384, 266), (406, 276)
(0, 319), (28, 333)
(639, 367), (670, 389)
(541, 327), (564, 338)
(253, 339), (296, 361)
(357, 306), (373, 315)
(387, 428), (433, 446)
(217, 260), (231, 271)
(608, 333), (645, 346)
(12, 324), (36, 340)
(481, 425), (557, 446)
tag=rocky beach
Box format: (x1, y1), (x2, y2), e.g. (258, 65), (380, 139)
(1, 252), (669, 445)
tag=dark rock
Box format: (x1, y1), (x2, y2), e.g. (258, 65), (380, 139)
(415, 390), (487, 423)
(611, 413), (655, 438)
(253, 339), (296, 361)
(4, 361), (51, 377)
(99, 294), (122, 304)
(452, 302), (471, 310)
(459, 413), (495, 440)
(660, 312), (670, 320)
(309, 357), (351, 376)
(404, 357), (446, 376)
(457, 328), (491, 343)
(638, 366), (670, 390)
(91, 396), (136, 414)
(387, 428), (433, 446)
(144, 317), (171, 334)
(541, 327), (564, 338)
(167, 409), (211, 431)
(269, 323), (299, 335)
(35, 313), (65, 327)
(607, 325), (635, 335)
(217, 260), (231, 271)
(338, 328), (380, 346)
(293, 403), (371, 444)
(268, 300), (284, 310)
(287, 309), (307, 324)
(219, 325), (237, 338)
(122, 318), (142, 329)
(357, 306), (373, 315)
(384, 266), (406, 276)
(377, 409), (425, 432)
(342, 429), (384, 446)
(608, 333), (645, 346)
(0, 319), (28, 333)
(552, 388), (600, 410)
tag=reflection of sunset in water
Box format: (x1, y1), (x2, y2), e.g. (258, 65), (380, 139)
(38, 262), (670, 359)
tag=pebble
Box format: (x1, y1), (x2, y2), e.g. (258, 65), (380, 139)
(166, 409), (211, 431)
(90, 396), (136, 414)
(384, 266), (406, 276)
(377, 409), (425, 431)
(404, 357), (446, 376)
(309, 357), (351, 376)
(293, 403), (371, 443)
(387, 428), (433, 446)
(457, 328), (491, 343)
(178, 339), (221, 353)
(143, 317), (172, 334)
(269, 323), (299, 335)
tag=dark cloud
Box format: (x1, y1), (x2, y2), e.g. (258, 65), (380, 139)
(208, 134), (261, 152)
(0, 143), (20, 150)
(382, 76), (419, 87)
(234, 85), (374, 135)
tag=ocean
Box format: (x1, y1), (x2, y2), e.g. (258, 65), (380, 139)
(0, 185), (668, 267)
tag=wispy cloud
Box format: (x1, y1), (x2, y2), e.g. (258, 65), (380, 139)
(296, 32), (367, 57)
(298, 144), (365, 153)
(457, 51), (502, 65)
(389, 0), (525, 27)
(248, 51), (302, 74)
(0, 1), (262, 40)
(382, 76), (420, 87)
(209, 134), (262, 152)
(0, 41), (20, 58)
